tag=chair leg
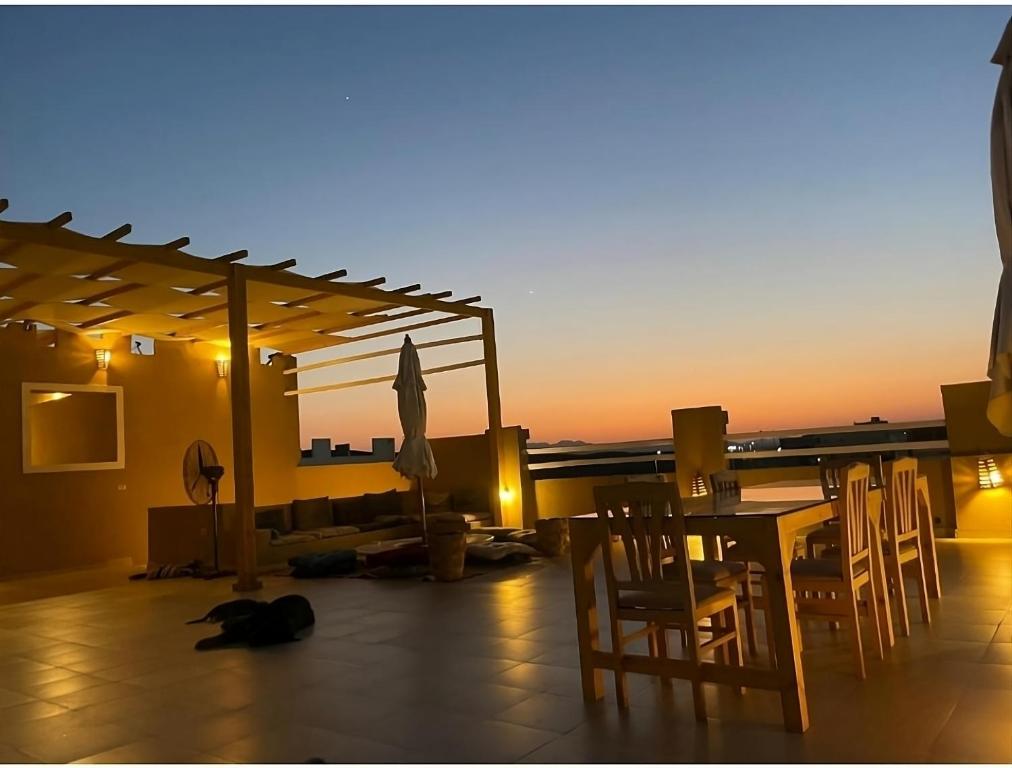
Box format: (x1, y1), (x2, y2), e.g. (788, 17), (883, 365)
(726, 606), (745, 696)
(687, 639), (708, 722)
(847, 590), (866, 680)
(655, 626), (673, 688)
(866, 573), (885, 661)
(889, 555), (910, 637)
(912, 554), (932, 626)
(758, 575), (777, 668)
(610, 620), (629, 708)
(711, 611), (728, 664)
(741, 576), (759, 659)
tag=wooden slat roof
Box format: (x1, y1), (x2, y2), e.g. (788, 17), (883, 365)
(0, 200), (484, 354)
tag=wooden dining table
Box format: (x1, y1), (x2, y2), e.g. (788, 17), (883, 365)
(568, 487), (886, 734)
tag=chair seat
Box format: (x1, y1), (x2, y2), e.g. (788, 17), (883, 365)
(805, 522), (840, 545)
(883, 539), (919, 557)
(791, 556), (868, 580)
(689, 558), (748, 582)
(819, 540), (917, 560)
(618, 583), (733, 611)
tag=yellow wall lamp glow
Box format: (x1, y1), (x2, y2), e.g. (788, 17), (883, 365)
(977, 457), (1004, 490)
(216, 357), (230, 378)
(499, 486), (515, 503)
(95, 349), (111, 370)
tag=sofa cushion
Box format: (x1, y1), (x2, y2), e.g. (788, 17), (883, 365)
(332, 496), (372, 525)
(354, 519), (400, 533)
(270, 532), (320, 547)
(376, 514), (416, 526)
(315, 525), (360, 539)
(256, 505), (290, 534)
(364, 490), (403, 517)
(424, 491), (454, 514)
(453, 488), (487, 513)
(292, 497), (333, 531)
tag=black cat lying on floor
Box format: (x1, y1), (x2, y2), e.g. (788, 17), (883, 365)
(188, 595), (315, 650)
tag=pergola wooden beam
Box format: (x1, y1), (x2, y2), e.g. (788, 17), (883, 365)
(77, 246), (247, 308)
(280, 270), (351, 308)
(101, 224), (133, 241)
(0, 219), (234, 279)
(180, 259), (298, 318)
(241, 264), (482, 318)
(263, 281), (423, 332)
(226, 265), (261, 592)
(333, 314), (471, 344)
(481, 309), (504, 524)
(285, 358), (485, 397)
(284, 333), (483, 375)
(351, 290), (452, 317)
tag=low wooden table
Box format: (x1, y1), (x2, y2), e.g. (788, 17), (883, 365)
(569, 489), (886, 734)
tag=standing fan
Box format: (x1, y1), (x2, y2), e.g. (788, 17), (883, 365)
(183, 440), (227, 576)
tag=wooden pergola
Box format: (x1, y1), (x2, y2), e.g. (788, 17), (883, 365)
(0, 199), (504, 590)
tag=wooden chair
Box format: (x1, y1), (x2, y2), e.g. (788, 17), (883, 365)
(705, 470), (762, 660)
(594, 482), (743, 719)
(807, 455), (885, 557)
(792, 462), (884, 679)
(882, 458), (932, 636)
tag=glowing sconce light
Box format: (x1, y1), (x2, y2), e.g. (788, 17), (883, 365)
(95, 349), (110, 370)
(691, 471), (708, 497)
(978, 457), (1003, 489)
(216, 357), (230, 378)
(499, 487), (514, 503)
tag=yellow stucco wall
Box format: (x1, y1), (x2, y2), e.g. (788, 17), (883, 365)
(0, 326), (301, 577)
(671, 405), (728, 497)
(941, 381), (1012, 538)
(3, 325), (525, 576)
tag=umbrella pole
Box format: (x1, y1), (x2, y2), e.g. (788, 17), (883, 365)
(418, 477), (427, 543)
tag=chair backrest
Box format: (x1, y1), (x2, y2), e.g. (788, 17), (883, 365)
(820, 454), (885, 499)
(708, 470), (742, 501)
(838, 462), (873, 572)
(884, 457), (919, 541)
(593, 482), (697, 616)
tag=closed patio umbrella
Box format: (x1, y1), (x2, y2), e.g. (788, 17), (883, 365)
(988, 18), (1012, 434)
(392, 335), (437, 539)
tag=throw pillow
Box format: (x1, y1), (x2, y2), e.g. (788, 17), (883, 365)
(255, 506), (289, 534)
(332, 496), (371, 525)
(291, 497), (333, 531)
(453, 487), (487, 513)
(363, 489), (402, 517)
(424, 491), (453, 514)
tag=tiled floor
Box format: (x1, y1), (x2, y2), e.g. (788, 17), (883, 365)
(0, 541), (1009, 763)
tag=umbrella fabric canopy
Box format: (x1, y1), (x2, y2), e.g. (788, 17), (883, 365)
(392, 335), (437, 482)
(988, 17), (1012, 435)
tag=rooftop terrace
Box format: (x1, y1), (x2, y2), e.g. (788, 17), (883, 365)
(0, 540), (1007, 763)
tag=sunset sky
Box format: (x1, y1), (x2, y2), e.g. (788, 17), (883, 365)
(2, 5), (1009, 447)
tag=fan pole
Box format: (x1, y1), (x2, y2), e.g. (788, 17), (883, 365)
(210, 478), (221, 573)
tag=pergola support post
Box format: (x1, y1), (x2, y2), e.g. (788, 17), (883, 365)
(227, 265), (262, 592)
(481, 309), (504, 525)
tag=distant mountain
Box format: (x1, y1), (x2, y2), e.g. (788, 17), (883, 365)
(527, 439), (590, 449)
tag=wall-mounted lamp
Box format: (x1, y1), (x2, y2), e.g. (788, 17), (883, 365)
(216, 357), (230, 378)
(499, 486), (514, 503)
(691, 471), (708, 497)
(978, 457), (1003, 489)
(95, 349), (110, 370)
